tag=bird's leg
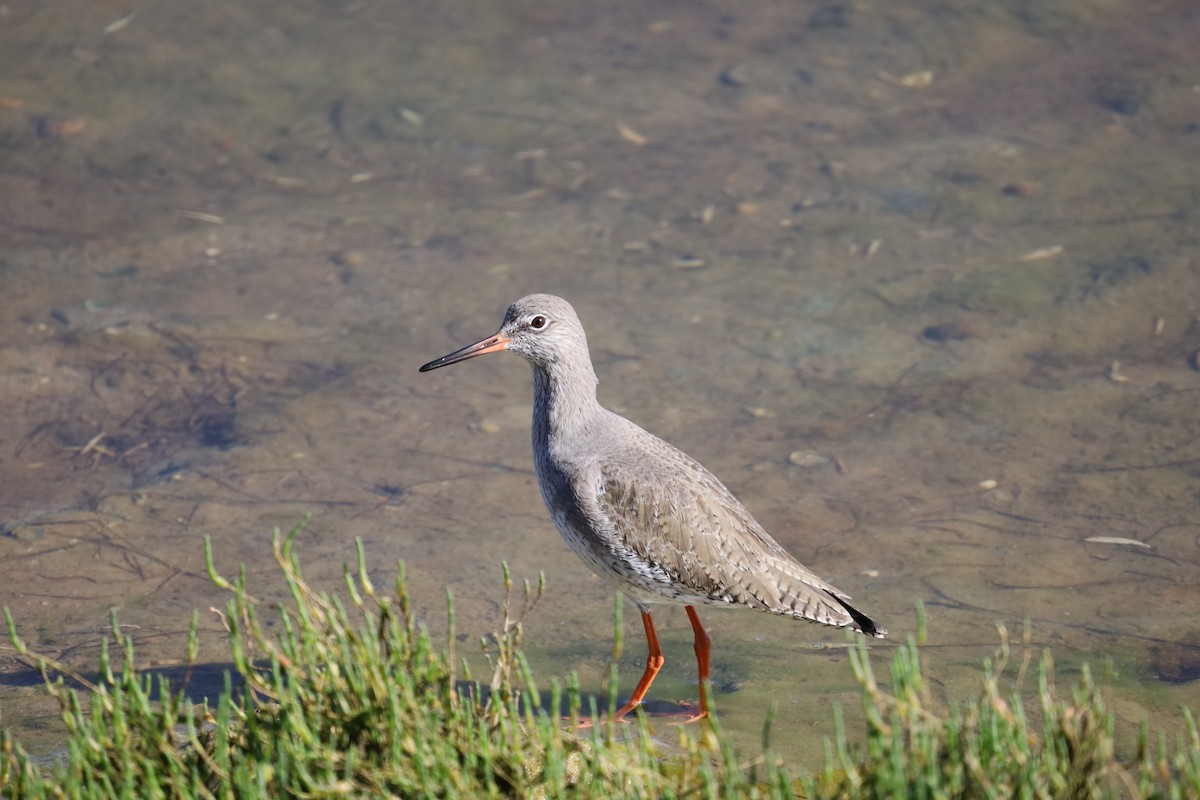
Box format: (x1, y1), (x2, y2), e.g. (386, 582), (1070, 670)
(684, 605), (712, 720)
(612, 608), (665, 721)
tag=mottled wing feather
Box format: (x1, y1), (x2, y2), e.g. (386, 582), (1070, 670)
(595, 451), (884, 636)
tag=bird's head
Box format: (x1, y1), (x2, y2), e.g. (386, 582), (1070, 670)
(419, 293), (590, 373)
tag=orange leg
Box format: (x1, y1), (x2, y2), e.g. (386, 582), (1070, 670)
(612, 608), (665, 720)
(685, 605), (712, 720)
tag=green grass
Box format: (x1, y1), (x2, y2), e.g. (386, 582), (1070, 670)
(2, 521), (1198, 798)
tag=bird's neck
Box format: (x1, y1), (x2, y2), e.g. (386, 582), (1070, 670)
(530, 360), (601, 452)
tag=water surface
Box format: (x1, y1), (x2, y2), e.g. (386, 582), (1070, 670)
(2, 0), (1198, 765)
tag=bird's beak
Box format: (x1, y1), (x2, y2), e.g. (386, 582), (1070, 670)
(419, 330), (510, 372)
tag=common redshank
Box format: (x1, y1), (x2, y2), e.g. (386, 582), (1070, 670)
(419, 294), (885, 721)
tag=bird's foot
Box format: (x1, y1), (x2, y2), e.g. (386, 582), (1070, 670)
(563, 705), (669, 731)
(565, 714), (634, 731)
(561, 702), (639, 732)
(562, 699), (708, 731)
(663, 698), (710, 725)
(564, 715), (597, 731)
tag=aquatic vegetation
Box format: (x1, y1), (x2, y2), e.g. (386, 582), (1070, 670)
(2, 523), (1197, 798)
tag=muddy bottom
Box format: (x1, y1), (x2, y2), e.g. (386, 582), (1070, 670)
(2, 0), (1199, 767)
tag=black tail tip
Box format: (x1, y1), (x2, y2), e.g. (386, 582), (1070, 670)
(842, 600), (887, 638)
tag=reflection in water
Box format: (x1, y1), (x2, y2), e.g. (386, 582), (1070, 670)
(2, 0), (1199, 762)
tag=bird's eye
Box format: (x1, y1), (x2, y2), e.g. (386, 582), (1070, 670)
(529, 315), (548, 330)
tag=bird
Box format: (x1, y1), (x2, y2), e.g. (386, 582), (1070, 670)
(419, 294), (885, 721)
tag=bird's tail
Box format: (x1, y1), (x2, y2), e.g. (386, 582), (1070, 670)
(832, 594), (887, 638)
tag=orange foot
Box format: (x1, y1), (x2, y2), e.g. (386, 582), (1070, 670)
(563, 695), (711, 730)
(662, 698), (710, 725)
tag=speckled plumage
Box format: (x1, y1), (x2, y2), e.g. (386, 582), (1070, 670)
(420, 294), (885, 718)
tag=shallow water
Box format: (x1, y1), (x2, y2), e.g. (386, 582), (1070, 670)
(2, 0), (1199, 767)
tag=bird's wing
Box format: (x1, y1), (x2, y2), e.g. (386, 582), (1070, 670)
(594, 451), (882, 635)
